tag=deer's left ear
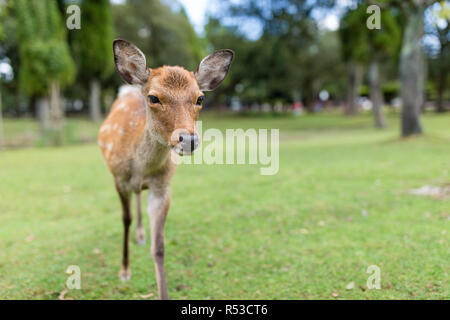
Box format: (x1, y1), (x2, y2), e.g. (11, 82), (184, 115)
(194, 49), (234, 91)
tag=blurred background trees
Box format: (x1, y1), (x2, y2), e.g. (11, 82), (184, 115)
(14, 0), (75, 144)
(0, 0), (449, 146)
(71, 0), (114, 122)
(112, 0), (203, 70)
(426, 1), (450, 113)
(396, 0), (432, 136)
(0, 0), (5, 146)
(340, 3), (401, 127)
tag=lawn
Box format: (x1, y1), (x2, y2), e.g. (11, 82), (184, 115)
(0, 112), (449, 299)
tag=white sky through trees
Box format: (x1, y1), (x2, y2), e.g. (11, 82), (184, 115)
(109, 0), (373, 38)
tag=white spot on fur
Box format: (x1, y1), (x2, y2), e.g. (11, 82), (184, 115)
(100, 124), (111, 133)
(105, 142), (114, 158)
(118, 85), (141, 97)
(117, 103), (128, 111)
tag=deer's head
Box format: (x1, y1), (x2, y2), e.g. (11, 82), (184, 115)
(113, 39), (234, 156)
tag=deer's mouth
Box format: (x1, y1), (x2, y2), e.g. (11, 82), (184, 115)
(171, 144), (197, 156)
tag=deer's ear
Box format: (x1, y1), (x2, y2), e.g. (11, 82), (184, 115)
(113, 39), (150, 86)
(194, 49), (234, 91)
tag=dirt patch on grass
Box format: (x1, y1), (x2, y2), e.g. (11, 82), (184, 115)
(409, 184), (450, 200)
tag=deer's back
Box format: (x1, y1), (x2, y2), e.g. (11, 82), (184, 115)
(98, 90), (147, 177)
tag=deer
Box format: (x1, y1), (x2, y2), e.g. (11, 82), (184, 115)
(98, 39), (234, 300)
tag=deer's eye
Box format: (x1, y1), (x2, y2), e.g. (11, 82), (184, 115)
(196, 96), (204, 106)
(148, 95), (161, 104)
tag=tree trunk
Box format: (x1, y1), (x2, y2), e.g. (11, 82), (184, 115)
(36, 97), (50, 130)
(49, 81), (64, 145)
(436, 69), (446, 113)
(0, 87), (3, 148)
(400, 7), (424, 136)
(345, 61), (363, 115)
(89, 79), (102, 122)
(369, 59), (386, 129)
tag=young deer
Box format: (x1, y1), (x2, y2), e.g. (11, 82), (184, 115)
(98, 39), (234, 299)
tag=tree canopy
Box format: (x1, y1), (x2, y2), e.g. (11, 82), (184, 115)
(113, 0), (204, 71)
(72, 0), (114, 81)
(14, 0), (75, 96)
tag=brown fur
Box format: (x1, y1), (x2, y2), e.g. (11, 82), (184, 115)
(98, 66), (202, 188)
(98, 66), (202, 299)
(99, 40), (233, 300)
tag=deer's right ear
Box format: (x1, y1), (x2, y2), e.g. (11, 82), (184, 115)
(113, 39), (150, 86)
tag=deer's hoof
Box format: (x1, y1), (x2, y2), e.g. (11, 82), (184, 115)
(119, 267), (131, 282)
(135, 227), (146, 246)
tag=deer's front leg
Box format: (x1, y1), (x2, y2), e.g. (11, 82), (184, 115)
(147, 187), (170, 300)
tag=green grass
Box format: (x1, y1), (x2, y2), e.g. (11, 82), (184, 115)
(1, 117), (99, 148)
(0, 112), (449, 299)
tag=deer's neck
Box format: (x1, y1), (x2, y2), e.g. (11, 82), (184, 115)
(135, 117), (171, 173)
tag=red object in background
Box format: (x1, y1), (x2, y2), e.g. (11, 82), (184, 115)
(293, 101), (303, 111)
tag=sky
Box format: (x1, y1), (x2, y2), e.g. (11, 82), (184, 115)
(179, 0), (209, 34)
(110, 0), (210, 34)
(179, 0), (345, 37)
(178, 0), (350, 40)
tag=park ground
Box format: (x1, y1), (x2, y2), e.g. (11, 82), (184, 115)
(0, 111), (449, 299)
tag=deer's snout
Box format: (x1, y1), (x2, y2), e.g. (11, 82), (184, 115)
(179, 132), (199, 152)
(171, 130), (199, 155)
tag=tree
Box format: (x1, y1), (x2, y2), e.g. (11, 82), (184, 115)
(426, 1), (450, 112)
(0, 1), (5, 147)
(204, 18), (251, 106)
(340, 6), (370, 115)
(113, 0), (203, 71)
(207, 0), (337, 109)
(399, 2), (426, 135)
(391, 0), (439, 136)
(72, 0), (114, 122)
(367, 6), (401, 128)
(366, 0), (440, 135)
(14, 0), (75, 144)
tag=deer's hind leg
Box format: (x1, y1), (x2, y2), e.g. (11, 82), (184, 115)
(135, 191), (146, 245)
(116, 183), (132, 281)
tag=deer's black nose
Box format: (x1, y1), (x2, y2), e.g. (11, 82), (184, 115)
(179, 132), (199, 153)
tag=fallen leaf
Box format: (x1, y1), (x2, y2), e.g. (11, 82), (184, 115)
(346, 282), (355, 290)
(140, 293), (154, 299)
